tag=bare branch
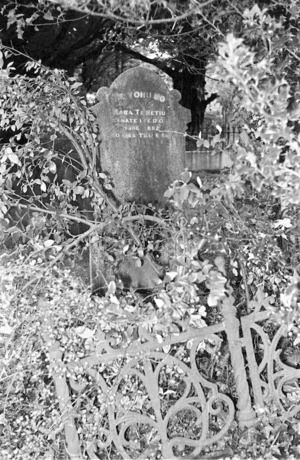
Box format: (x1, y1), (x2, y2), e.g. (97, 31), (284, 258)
(58, 123), (89, 170)
(286, 48), (300, 64)
(9, 202), (95, 226)
(48, 0), (218, 25)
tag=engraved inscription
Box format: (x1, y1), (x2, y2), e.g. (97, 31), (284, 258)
(111, 91), (172, 139)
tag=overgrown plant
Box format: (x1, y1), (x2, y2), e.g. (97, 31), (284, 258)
(0, 45), (104, 241)
(1, 5), (300, 459)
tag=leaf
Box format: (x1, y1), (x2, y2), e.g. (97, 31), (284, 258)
(240, 130), (249, 145)
(293, 336), (300, 346)
(78, 169), (87, 180)
(207, 293), (218, 307)
(273, 218), (292, 229)
(164, 188), (174, 198)
(196, 176), (202, 188)
(70, 82), (82, 90)
(109, 295), (119, 305)
(165, 271), (178, 281)
(107, 281), (116, 295)
(0, 204), (8, 219)
(122, 244), (129, 254)
(246, 151), (257, 166)
(43, 448), (55, 460)
(179, 184), (189, 201)
(211, 133), (221, 146)
(155, 298), (164, 309)
(43, 10), (54, 21)
(7, 152), (20, 165)
(74, 185), (85, 195)
(214, 256), (226, 274)
(197, 273), (207, 283)
(74, 326), (95, 339)
(62, 179), (73, 188)
(156, 334), (163, 343)
(48, 161), (56, 174)
(134, 258), (142, 267)
(188, 272), (198, 283)
(44, 240), (54, 248)
(0, 319), (12, 335)
(188, 183), (201, 194)
(181, 169), (191, 184)
(249, 287), (274, 311)
(190, 216), (198, 225)
(137, 248), (144, 258)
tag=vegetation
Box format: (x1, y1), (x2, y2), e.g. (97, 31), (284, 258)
(1, 1), (300, 459)
(2, 0), (299, 136)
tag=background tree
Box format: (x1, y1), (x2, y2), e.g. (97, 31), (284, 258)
(4, 0), (297, 140)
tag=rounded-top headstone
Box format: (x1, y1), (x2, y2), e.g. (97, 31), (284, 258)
(92, 66), (190, 204)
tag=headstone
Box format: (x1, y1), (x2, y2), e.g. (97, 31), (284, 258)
(92, 66), (190, 204)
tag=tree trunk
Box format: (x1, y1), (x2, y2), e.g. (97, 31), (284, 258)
(172, 69), (206, 140)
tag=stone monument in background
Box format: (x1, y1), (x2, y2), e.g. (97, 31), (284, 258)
(92, 66), (190, 204)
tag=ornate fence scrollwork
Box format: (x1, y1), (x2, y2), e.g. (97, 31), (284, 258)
(42, 296), (300, 459)
(42, 308), (236, 459)
(241, 307), (300, 422)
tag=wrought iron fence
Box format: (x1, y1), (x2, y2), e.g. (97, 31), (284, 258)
(185, 126), (242, 172)
(38, 124), (298, 460)
(41, 291), (300, 459)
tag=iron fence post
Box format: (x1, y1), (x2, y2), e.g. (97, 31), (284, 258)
(221, 296), (257, 428)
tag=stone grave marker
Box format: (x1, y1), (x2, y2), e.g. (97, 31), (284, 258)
(92, 66), (190, 204)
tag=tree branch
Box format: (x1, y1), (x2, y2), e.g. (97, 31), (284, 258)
(49, 0), (218, 25)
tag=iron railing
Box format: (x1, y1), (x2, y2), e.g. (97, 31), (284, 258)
(185, 126), (242, 171)
(41, 291), (300, 459)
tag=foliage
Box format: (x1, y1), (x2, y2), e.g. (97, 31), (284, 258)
(0, 250), (96, 459)
(234, 402), (300, 459)
(1, 0), (221, 30)
(0, 45), (113, 246)
(1, 177), (300, 459)
(3, 0), (300, 142)
(165, 169), (300, 326)
(217, 34), (300, 204)
(2, 3), (300, 460)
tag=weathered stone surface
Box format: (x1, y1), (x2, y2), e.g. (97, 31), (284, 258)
(92, 66), (190, 203)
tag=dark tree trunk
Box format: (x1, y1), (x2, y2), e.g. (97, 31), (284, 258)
(167, 61), (218, 149)
(172, 69), (206, 135)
